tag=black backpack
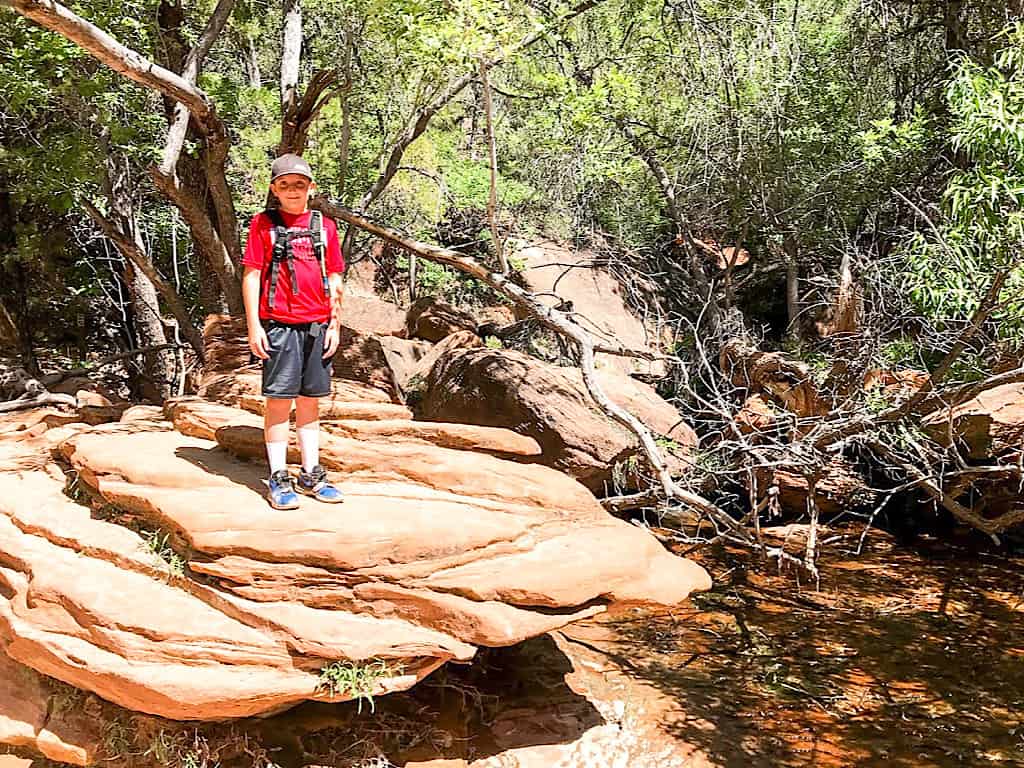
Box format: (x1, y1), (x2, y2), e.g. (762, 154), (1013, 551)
(263, 208), (329, 309)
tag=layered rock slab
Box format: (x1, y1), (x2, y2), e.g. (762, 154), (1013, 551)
(55, 405), (707, 703)
(0, 455), (465, 722)
(0, 388), (709, 727)
(166, 397), (539, 458)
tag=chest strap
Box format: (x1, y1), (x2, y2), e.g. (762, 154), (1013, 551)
(264, 209), (328, 309)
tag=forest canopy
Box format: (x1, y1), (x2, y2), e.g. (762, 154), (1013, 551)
(0, 0), (1020, 417)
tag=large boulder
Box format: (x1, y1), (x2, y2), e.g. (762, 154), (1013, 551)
(513, 241), (666, 377)
(419, 348), (698, 492)
(0, 384), (709, 726)
(199, 370), (393, 409)
(922, 382), (1024, 460)
(406, 297), (478, 342)
(341, 292), (407, 337)
(387, 330), (484, 398)
(331, 326), (403, 400)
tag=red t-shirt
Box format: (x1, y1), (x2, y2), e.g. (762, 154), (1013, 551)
(242, 210), (345, 324)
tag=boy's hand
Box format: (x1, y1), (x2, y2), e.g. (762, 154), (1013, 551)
(249, 326), (271, 359)
(323, 325), (340, 358)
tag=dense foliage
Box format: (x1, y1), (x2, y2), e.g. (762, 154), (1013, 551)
(0, 0), (1020, 378)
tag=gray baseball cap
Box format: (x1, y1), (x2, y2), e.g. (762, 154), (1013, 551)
(270, 153), (314, 182)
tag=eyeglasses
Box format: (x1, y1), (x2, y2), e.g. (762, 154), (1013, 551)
(275, 180), (311, 192)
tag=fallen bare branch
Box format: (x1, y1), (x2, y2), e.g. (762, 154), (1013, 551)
(0, 391), (76, 413)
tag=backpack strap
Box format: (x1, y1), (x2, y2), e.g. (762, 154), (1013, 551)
(309, 210), (329, 298)
(263, 208), (294, 309)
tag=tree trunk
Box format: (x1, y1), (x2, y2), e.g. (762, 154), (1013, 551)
(197, 253), (226, 315)
(0, 183), (36, 371)
(479, 60), (507, 273)
(13, 267), (37, 373)
(105, 155), (174, 400)
(243, 33), (261, 88)
(153, 0), (243, 314)
(337, 31), (353, 199)
(0, 298), (19, 352)
(944, 0), (967, 57)
(826, 247), (860, 336)
(280, 0), (302, 113)
(0, 185), (22, 353)
(784, 234), (800, 341)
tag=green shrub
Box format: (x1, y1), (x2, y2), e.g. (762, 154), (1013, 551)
(317, 659), (402, 714)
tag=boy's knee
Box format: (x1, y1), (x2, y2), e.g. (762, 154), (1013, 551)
(264, 397), (293, 419)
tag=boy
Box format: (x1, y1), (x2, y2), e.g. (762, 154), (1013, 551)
(242, 153), (345, 509)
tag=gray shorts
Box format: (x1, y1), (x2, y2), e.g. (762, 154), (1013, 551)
(261, 320), (334, 399)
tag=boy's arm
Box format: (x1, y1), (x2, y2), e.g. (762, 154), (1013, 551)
(327, 272), (344, 331)
(322, 215), (345, 357)
(323, 272), (344, 357)
(243, 266), (270, 359)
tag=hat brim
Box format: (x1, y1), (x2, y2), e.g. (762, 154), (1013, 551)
(270, 170), (315, 183)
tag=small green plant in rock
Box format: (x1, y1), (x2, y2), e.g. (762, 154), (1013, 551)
(864, 387), (893, 414)
(317, 659), (402, 714)
(484, 335), (503, 349)
(146, 729), (185, 766)
(101, 718), (133, 761)
(403, 372), (428, 409)
(48, 679), (84, 717)
(507, 254), (528, 273)
(143, 530), (187, 578)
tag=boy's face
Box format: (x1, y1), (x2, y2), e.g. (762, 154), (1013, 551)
(270, 173), (315, 213)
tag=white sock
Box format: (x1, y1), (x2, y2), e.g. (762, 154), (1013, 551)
(297, 425), (319, 473)
(266, 441), (288, 476)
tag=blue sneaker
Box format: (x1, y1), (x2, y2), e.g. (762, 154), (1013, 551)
(267, 469), (300, 510)
(296, 465), (344, 503)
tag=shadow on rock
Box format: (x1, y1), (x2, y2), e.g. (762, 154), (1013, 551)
(174, 444), (268, 496)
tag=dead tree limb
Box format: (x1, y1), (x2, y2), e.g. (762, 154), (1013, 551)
(279, 69), (351, 155)
(82, 200), (206, 360)
(312, 197), (768, 547)
(280, 0), (302, 112)
(479, 59), (508, 274)
(40, 344), (185, 386)
(866, 438), (1024, 540)
(812, 268), (1011, 450)
(0, 392), (77, 413)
